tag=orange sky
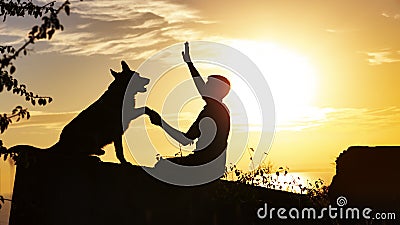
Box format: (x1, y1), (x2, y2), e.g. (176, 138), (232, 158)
(2, 0), (400, 195)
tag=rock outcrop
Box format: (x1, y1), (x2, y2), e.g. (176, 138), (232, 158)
(330, 146), (400, 210)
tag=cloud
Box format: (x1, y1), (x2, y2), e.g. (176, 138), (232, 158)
(14, 0), (209, 60)
(276, 107), (333, 131)
(381, 12), (400, 20)
(0, 25), (28, 46)
(1, 0), (210, 61)
(277, 106), (400, 132)
(323, 107), (400, 129)
(72, 0), (200, 22)
(363, 50), (400, 65)
(7, 111), (77, 131)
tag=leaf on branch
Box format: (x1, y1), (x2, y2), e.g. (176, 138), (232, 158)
(38, 98), (47, 106)
(30, 26), (39, 36)
(64, 5), (70, 16)
(1, 124), (6, 134)
(47, 29), (55, 40)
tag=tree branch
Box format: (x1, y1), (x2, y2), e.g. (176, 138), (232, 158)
(1, 0), (71, 68)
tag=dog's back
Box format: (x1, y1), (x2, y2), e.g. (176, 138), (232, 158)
(58, 86), (125, 153)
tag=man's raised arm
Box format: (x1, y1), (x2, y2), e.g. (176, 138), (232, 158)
(182, 42), (206, 97)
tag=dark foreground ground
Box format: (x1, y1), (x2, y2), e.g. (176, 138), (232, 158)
(9, 146), (400, 225)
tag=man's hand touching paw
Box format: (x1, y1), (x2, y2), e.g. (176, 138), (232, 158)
(145, 107), (162, 126)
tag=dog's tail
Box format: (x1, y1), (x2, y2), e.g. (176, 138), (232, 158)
(7, 145), (48, 166)
(8, 143), (67, 154)
(8, 145), (47, 154)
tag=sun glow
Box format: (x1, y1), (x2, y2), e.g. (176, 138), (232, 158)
(227, 40), (318, 127)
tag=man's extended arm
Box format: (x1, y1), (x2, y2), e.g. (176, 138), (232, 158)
(145, 108), (194, 146)
(160, 119), (194, 146)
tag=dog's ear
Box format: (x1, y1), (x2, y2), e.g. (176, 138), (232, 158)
(121, 61), (131, 72)
(110, 69), (119, 78)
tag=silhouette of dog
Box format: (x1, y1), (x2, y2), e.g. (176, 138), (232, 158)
(52, 61), (150, 164)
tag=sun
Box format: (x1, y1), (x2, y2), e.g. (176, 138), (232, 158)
(227, 40), (318, 126)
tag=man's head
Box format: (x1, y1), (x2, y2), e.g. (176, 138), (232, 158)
(204, 75), (231, 101)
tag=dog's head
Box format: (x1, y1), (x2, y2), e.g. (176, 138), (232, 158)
(109, 61), (150, 94)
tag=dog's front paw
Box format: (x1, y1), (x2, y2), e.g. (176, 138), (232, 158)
(146, 109), (162, 126)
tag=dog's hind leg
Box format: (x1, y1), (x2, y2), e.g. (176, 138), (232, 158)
(114, 135), (128, 164)
(82, 135), (106, 156)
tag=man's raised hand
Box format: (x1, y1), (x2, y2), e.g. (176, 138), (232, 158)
(182, 41), (192, 63)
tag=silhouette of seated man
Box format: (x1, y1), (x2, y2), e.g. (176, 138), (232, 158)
(146, 42), (231, 167)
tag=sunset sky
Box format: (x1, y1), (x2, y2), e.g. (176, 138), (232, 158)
(1, 0), (400, 198)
